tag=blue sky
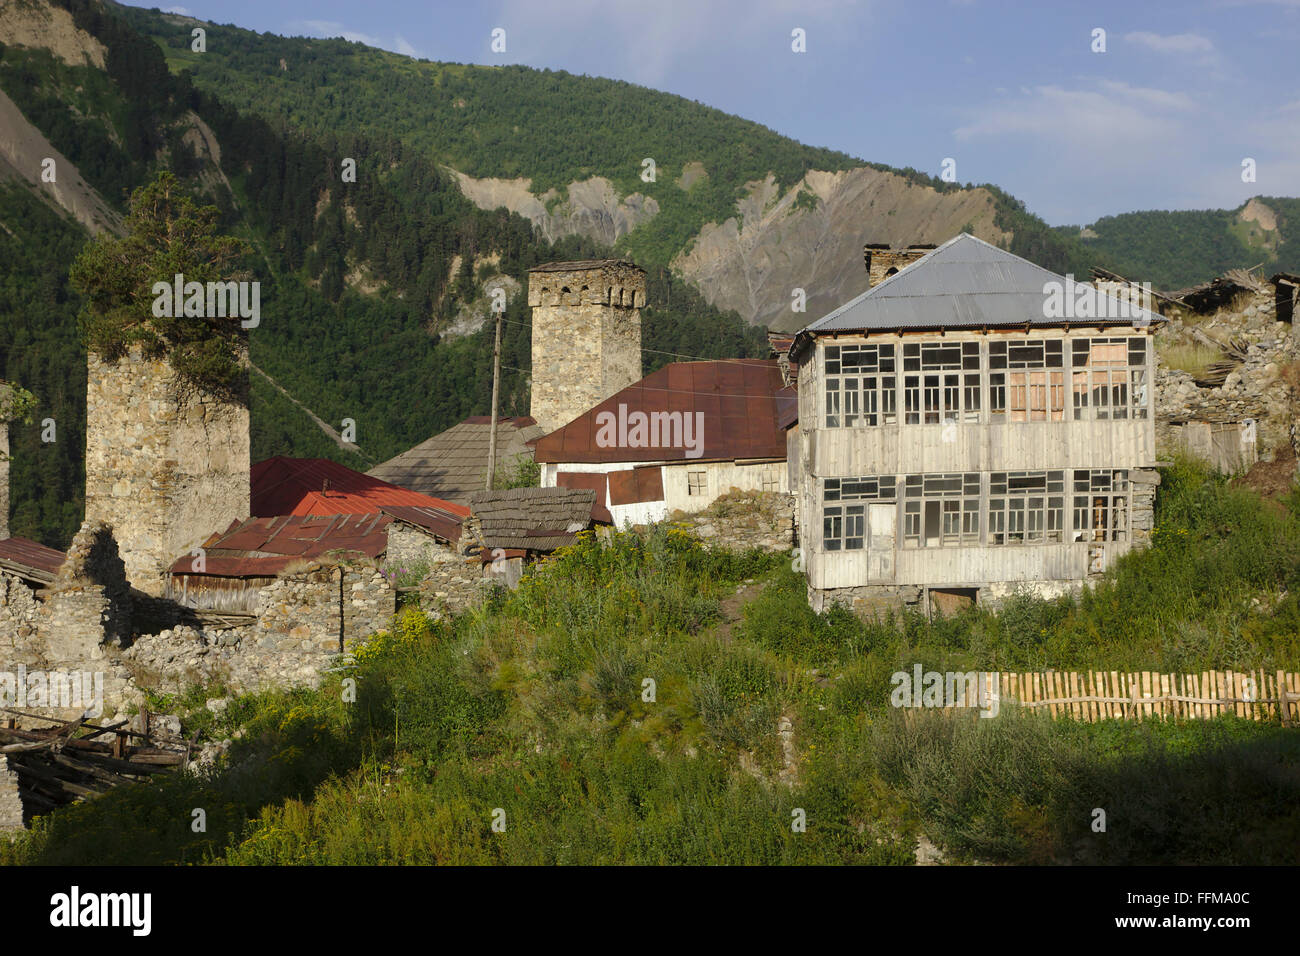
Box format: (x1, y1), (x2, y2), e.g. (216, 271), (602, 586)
(132, 0), (1300, 225)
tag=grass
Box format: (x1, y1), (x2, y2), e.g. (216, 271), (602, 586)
(1157, 339), (1224, 379)
(3, 462), (1299, 865)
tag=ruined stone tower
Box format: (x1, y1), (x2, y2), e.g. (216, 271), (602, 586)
(863, 243), (937, 288)
(527, 259), (645, 434)
(83, 346), (250, 596)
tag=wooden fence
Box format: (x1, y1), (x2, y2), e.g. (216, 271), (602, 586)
(986, 669), (1300, 722)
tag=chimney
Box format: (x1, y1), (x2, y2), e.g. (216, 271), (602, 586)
(864, 242), (936, 288)
(527, 259), (646, 434)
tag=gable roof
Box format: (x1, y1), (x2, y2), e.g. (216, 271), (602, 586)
(168, 513), (392, 579)
(468, 487), (597, 552)
(252, 457), (469, 520)
(366, 417), (545, 505)
(0, 536), (65, 585)
(796, 233), (1162, 344)
(532, 360), (787, 465)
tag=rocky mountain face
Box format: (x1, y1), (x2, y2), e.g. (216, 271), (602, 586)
(671, 168), (1009, 331)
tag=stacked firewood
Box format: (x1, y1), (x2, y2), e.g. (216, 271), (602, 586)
(0, 710), (188, 816)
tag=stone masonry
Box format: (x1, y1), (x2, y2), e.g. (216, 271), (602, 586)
(0, 418), (8, 540)
(122, 562), (396, 698)
(528, 260), (644, 433)
(84, 347), (249, 596)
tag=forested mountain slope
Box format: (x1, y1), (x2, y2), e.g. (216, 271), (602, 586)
(0, 0), (763, 547)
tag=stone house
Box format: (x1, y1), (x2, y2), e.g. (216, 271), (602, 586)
(533, 359), (790, 525)
(789, 233), (1164, 615)
(465, 487), (599, 587)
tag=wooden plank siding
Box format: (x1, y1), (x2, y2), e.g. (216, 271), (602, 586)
(799, 328), (1158, 594)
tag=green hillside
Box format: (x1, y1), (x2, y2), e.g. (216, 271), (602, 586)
(1059, 199), (1300, 289)
(0, 0), (765, 547)
(116, 4), (1106, 277)
(5, 462), (1300, 865)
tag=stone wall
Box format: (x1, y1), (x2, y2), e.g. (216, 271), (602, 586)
(528, 260), (645, 433)
(122, 562), (395, 698)
(412, 557), (494, 616)
(668, 490), (796, 553)
(1155, 291), (1300, 465)
(385, 523), (459, 569)
(0, 522), (138, 721)
(84, 347), (249, 596)
(0, 419), (8, 540)
(0, 756), (23, 831)
(0, 524), (396, 714)
(809, 582), (922, 617)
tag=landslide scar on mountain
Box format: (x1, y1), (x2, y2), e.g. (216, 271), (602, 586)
(673, 167), (1010, 331)
(0, 89), (122, 236)
(447, 169), (659, 246)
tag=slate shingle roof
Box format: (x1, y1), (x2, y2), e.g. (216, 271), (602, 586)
(467, 487), (597, 552)
(367, 417), (545, 505)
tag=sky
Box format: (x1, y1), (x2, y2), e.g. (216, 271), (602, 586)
(130, 0), (1300, 226)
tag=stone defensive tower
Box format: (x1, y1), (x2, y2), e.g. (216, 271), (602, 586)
(863, 243), (937, 288)
(83, 346), (250, 596)
(528, 259), (645, 434)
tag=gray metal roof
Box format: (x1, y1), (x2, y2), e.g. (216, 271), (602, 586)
(801, 233), (1162, 336)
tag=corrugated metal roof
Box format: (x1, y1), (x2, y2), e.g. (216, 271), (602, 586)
(378, 505), (463, 543)
(0, 536), (64, 583)
(801, 233), (1162, 336)
(168, 513), (392, 578)
(252, 457), (469, 519)
(533, 360), (787, 465)
(366, 418), (545, 505)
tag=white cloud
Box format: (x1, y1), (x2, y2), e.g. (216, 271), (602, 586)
(954, 82), (1193, 147)
(161, 5), (192, 14)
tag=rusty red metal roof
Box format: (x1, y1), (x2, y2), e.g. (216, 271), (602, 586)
(554, 472), (614, 523)
(168, 513), (392, 578)
(0, 536), (64, 583)
(252, 457), (469, 519)
(378, 505), (463, 543)
(776, 386), (799, 430)
(533, 360), (787, 465)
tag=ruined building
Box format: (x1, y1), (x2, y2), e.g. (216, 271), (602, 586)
(528, 259), (645, 433)
(82, 347), (250, 596)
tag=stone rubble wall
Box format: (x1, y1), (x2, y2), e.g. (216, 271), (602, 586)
(0, 756), (23, 831)
(385, 523), (460, 569)
(668, 490), (797, 553)
(122, 562), (395, 699)
(0, 524), (397, 715)
(1155, 291), (1300, 463)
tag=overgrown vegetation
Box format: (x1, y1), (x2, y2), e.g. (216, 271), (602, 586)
(71, 172), (252, 398)
(4, 462), (1298, 866)
(1157, 338), (1223, 379)
(0, 2), (764, 548)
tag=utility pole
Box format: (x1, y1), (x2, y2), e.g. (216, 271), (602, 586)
(485, 309), (503, 491)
